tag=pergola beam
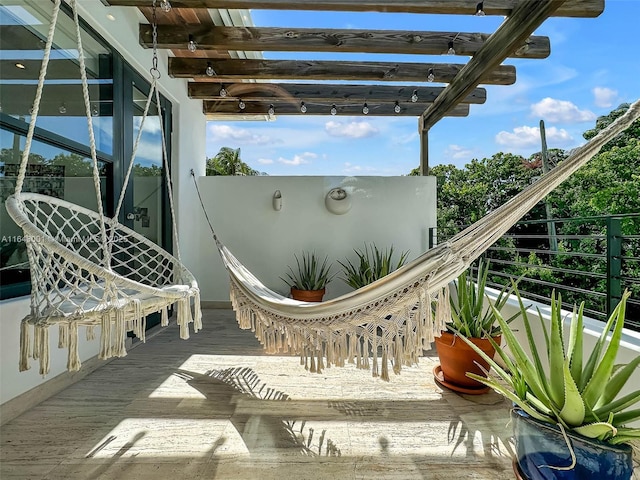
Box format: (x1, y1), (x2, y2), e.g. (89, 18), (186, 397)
(421, 0), (566, 130)
(170, 58), (516, 85)
(188, 83), (486, 104)
(106, 0), (604, 18)
(141, 25), (550, 59)
(203, 101), (470, 117)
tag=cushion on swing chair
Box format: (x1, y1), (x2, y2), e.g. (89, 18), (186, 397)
(5, 192), (201, 375)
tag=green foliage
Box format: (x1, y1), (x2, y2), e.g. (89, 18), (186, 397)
(133, 164), (162, 177)
(206, 147), (262, 176)
(281, 252), (335, 291)
(449, 259), (521, 338)
(458, 289), (640, 445)
(338, 244), (409, 289)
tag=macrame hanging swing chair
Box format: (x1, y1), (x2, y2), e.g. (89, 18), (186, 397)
(194, 97), (640, 381)
(6, 0), (201, 376)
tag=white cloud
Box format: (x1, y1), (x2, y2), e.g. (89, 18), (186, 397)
(208, 124), (273, 145)
(392, 132), (418, 145)
(278, 152), (317, 166)
(530, 98), (596, 123)
(342, 162), (379, 175)
(325, 120), (379, 139)
(445, 144), (473, 160)
(257, 158), (274, 165)
(592, 87), (618, 108)
(495, 125), (573, 149)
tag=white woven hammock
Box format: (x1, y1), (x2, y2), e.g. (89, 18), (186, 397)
(5, 0), (200, 375)
(200, 99), (640, 381)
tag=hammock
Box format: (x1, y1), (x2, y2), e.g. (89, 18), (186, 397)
(5, 0), (201, 375)
(197, 99), (640, 381)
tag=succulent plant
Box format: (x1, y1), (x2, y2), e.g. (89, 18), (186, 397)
(338, 243), (409, 289)
(282, 251), (335, 291)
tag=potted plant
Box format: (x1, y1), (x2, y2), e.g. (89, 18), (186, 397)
(459, 288), (640, 480)
(338, 243), (409, 289)
(282, 251), (335, 302)
(434, 259), (519, 394)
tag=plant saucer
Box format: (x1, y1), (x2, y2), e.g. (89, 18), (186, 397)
(433, 365), (491, 395)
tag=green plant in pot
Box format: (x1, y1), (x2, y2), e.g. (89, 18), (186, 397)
(458, 288), (640, 480)
(434, 258), (520, 394)
(282, 251), (335, 302)
(338, 243), (409, 289)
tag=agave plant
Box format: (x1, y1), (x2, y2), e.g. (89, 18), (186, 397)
(449, 259), (521, 338)
(338, 243), (409, 289)
(459, 288), (640, 445)
(281, 251), (335, 291)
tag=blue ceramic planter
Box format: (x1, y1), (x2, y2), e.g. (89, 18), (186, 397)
(512, 408), (633, 480)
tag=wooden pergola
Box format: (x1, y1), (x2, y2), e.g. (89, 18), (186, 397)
(104, 0), (604, 173)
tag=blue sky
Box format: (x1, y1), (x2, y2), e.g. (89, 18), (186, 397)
(205, 1), (640, 176)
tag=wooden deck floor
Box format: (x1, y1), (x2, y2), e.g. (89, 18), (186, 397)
(0, 309), (596, 479)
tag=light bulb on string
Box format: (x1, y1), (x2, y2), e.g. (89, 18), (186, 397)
(205, 62), (215, 77)
(238, 99), (246, 110)
(411, 90), (418, 103)
(219, 85), (227, 97)
(300, 101), (307, 113)
(58, 103), (66, 114)
(475, 2), (485, 16)
(447, 41), (456, 55)
(330, 104), (337, 116)
(268, 104), (275, 117)
(394, 101), (401, 114)
(187, 35), (197, 52)
(427, 68), (435, 82)
(362, 103), (369, 115)
(160, 0), (172, 13)
(91, 103), (99, 116)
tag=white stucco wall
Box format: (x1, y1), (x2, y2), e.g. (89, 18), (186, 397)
(195, 175), (437, 302)
(0, 0), (205, 405)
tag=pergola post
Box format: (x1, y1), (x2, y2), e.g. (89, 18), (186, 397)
(419, 119), (429, 176)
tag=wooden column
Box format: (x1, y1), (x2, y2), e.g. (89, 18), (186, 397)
(419, 119), (429, 176)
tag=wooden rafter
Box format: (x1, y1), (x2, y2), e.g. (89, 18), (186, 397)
(140, 25), (550, 59)
(203, 101), (470, 117)
(188, 83), (486, 105)
(107, 0), (604, 18)
(421, 0), (566, 129)
(170, 58), (516, 85)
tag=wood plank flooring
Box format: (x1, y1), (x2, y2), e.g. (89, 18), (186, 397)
(2, 309), (637, 479)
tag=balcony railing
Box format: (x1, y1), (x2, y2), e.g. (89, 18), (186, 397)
(433, 213), (640, 331)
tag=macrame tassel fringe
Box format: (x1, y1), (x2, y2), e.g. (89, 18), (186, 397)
(177, 297), (191, 340)
(99, 313), (112, 359)
(114, 308), (127, 358)
(19, 321), (31, 372)
(36, 325), (50, 376)
(67, 322), (81, 371)
(192, 289), (202, 332)
(86, 325), (96, 341)
(381, 350), (389, 382)
(58, 324), (68, 349)
(161, 306), (169, 326)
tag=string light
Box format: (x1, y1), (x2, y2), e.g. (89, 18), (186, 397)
(394, 101), (401, 114)
(475, 2), (485, 16)
(362, 103), (369, 115)
(238, 99), (246, 110)
(160, 0), (172, 13)
(58, 103), (66, 114)
(300, 101), (307, 113)
(447, 40), (456, 55)
(205, 62), (215, 77)
(411, 90), (418, 103)
(91, 103), (99, 116)
(427, 68), (435, 82)
(219, 85), (227, 97)
(268, 104), (275, 116)
(330, 104), (337, 116)
(187, 34), (197, 52)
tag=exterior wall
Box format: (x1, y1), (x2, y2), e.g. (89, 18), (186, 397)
(0, 0), (205, 406)
(196, 175), (437, 301)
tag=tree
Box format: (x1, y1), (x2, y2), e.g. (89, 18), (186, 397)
(206, 147), (261, 176)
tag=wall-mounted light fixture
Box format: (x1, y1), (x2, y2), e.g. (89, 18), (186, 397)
(325, 187), (351, 215)
(272, 190), (282, 211)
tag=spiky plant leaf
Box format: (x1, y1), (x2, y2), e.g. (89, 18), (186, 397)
(548, 293), (567, 409)
(559, 359), (585, 426)
(573, 422), (617, 439)
(595, 356), (640, 410)
(568, 302), (585, 388)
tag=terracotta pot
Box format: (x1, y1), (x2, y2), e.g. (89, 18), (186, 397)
(434, 331), (500, 389)
(290, 287), (325, 302)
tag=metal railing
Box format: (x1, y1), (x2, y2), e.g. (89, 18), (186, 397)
(433, 213), (640, 331)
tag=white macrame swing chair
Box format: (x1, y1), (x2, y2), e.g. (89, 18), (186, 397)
(194, 98), (640, 381)
(5, 0), (201, 376)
